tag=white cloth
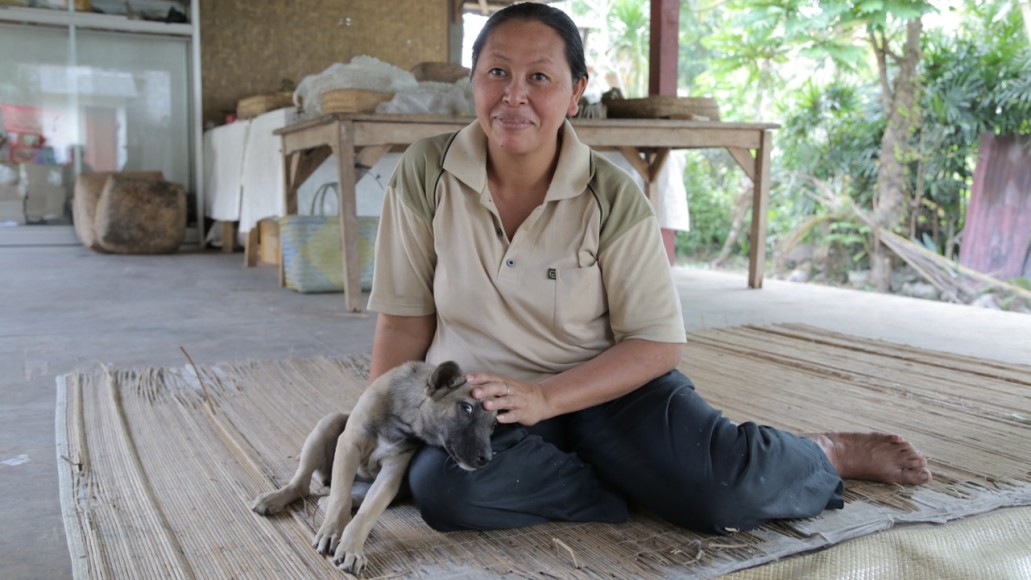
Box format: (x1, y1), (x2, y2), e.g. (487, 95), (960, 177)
(296, 154), (399, 217)
(605, 150), (691, 232)
(237, 108), (298, 233)
(202, 120), (250, 221)
(202, 106), (393, 237)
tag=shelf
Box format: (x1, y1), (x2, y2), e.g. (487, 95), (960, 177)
(0, 5), (192, 36)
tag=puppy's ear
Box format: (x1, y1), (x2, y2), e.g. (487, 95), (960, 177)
(427, 361), (465, 399)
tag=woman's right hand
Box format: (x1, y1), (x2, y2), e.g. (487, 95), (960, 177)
(467, 372), (551, 426)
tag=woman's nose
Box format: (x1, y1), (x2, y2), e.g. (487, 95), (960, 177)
(503, 77), (528, 104)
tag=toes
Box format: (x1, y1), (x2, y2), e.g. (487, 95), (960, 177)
(334, 552), (366, 574)
(900, 455), (927, 469)
(886, 433), (905, 444)
(251, 502), (275, 516)
(901, 467), (932, 485)
(312, 534), (337, 555)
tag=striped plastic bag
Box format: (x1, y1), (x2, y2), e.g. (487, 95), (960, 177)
(279, 183), (377, 293)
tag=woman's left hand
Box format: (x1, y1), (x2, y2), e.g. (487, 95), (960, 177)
(467, 373), (549, 426)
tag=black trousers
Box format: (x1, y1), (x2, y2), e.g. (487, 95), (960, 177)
(408, 370), (844, 533)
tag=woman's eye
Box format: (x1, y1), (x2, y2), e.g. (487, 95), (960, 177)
(488, 68), (506, 77)
(460, 402), (474, 415)
(531, 72), (549, 82)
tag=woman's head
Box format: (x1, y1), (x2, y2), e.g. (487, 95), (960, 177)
(471, 3), (588, 84)
(469, 4), (589, 158)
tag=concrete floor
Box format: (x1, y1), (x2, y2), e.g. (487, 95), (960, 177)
(2, 246), (1028, 579)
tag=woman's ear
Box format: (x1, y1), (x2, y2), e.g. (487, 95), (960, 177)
(567, 76), (589, 116)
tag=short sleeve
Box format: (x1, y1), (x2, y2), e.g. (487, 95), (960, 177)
(601, 217), (687, 344)
(366, 142), (442, 316)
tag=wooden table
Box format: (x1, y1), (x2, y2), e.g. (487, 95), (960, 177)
(270, 113), (777, 312)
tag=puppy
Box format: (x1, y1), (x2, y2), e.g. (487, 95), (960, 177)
(251, 360), (496, 574)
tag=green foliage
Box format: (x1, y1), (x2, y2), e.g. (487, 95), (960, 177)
(608, 0), (651, 96)
(569, 0), (1031, 271)
(676, 150), (740, 259)
(765, 78), (884, 271)
(921, 2), (1031, 137)
(913, 0), (1031, 257)
(827, 221), (873, 263)
(572, 0), (651, 96)
(676, 0), (717, 91)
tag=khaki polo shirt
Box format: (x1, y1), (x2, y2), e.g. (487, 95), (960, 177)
(368, 120), (686, 383)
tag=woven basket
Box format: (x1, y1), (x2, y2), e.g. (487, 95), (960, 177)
(410, 61), (470, 83)
(322, 89), (394, 114)
(603, 96), (720, 121)
(236, 92), (295, 119)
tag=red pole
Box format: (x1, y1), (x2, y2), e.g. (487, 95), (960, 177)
(649, 0), (679, 96)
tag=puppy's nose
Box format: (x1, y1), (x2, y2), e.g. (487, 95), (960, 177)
(473, 451), (492, 468)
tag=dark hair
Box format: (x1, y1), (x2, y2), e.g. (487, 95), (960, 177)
(470, 2), (588, 83)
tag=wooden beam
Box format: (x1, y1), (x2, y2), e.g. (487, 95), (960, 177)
(726, 147), (756, 180)
(618, 147), (651, 182)
(649, 0), (679, 96)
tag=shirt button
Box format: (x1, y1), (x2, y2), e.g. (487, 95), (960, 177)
(505, 259), (516, 268)
(495, 227), (503, 237)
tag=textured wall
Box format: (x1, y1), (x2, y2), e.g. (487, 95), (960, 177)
(199, 0), (449, 124)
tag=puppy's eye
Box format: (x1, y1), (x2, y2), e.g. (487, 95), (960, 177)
(460, 402), (474, 415)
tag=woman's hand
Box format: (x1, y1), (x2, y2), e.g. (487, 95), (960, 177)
(467, 373), (550, 426)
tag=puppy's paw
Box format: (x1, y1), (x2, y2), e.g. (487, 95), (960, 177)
(333, 543), (367, 575)
(251, 488), (295, 516)
(312, 517), (349, 555)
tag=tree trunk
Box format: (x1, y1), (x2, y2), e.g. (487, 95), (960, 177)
(870, 18), (923, 292)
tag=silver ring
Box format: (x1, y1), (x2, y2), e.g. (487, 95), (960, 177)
(505, 383), (511, 396)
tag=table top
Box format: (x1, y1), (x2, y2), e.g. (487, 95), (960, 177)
(274, 113), (780, 135)
(274, 113), (779, 151)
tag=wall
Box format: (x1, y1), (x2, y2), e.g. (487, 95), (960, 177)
(199, 0), (449, 124)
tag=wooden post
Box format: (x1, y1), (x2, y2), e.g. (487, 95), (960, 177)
(649, 0), (679, 96)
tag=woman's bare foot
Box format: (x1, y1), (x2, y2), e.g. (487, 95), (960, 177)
(804, 432), (932, 485)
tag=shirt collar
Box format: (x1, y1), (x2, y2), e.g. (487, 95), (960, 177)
(443, 119), (592, 201)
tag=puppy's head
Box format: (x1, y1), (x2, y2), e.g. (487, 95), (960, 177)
(425, 361), (497, 471)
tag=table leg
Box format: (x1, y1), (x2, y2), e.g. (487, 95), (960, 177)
(335, 120), (363, 312)
(746, 130), (772, 288)
(221, 221), (235, 253)
(244, 227), (260, 267)
(278, 150), (302, 286)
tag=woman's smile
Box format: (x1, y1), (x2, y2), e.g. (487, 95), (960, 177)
(492, 113), (536, 130)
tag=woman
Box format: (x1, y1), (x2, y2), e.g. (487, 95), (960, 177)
(366, 3), (931, 534)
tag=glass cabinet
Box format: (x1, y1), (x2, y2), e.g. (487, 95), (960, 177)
(0, 1), (200, 244)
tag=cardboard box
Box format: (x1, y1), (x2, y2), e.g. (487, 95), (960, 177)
(258, 218), (280, 265)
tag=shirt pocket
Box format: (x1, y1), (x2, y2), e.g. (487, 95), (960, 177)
(553, 264), (608, 338)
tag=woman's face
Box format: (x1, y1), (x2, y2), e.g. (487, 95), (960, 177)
(471, 19), (587, 158)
